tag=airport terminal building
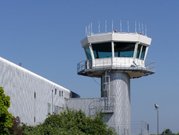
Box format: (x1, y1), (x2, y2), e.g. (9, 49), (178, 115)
(0, 56), (73, 125)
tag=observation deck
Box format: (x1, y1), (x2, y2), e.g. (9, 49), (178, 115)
(77, 59), (153, 79)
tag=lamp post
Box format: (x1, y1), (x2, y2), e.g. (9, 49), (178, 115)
(154, 104), (159, 135)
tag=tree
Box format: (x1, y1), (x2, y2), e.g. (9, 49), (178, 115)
(9, 116), (23, 135)
(161, 129), (179, 135)
(23, 109), (116, 135)
(161, 129), (173, 135)
(0, 87), (13, 134)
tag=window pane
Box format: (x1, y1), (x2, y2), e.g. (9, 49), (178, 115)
(114, 42), (135, 57)
(55, 89), (57, 95)
(92, 42), (112, 58)
(136, 44), (142, 58)
(47, 103), (51, 115)
(84, 47), (92, 60)
(141, 46), (146, 60)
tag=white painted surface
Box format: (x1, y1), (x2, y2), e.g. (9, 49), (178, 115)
(93, 58), (145, 68)
(81, 32), (151, 47)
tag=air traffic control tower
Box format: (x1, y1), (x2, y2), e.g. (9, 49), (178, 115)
(77, 27), (154, 135)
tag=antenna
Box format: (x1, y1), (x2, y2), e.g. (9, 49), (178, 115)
(112, 20), (114, 32)
(127, 20), (129, 32)
(120, 20), (122, 32)
(91, 22), (93, 34)
(145, 24), (147, 36)
(105, 20), (107, 32)
(138, 22), (141, 34)
(85, 26), (87, 35)
(135, 21), (137, 33)
(98, 21), (100, 33)
(88, 24), (90, 35)
(84, 20), (149, 35)
(141, 22), (144, 34)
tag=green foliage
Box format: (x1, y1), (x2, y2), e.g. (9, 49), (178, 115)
(9, 116), (23, 135)
(161, 129), (173, 135)
(159, 129), (179, 135)
(23, 109), (116, 135)
(0, 87), (13, 134)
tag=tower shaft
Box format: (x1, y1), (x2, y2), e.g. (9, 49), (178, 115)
(102, 71), (131, 135)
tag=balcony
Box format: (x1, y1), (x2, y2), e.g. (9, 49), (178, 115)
(77, 58), (154, 78)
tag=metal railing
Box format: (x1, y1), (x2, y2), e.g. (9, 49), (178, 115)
(77, 59), (154, 73)
(88, 97), (114, 116)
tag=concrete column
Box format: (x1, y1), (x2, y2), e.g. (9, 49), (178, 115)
(102, 71), (131, 135)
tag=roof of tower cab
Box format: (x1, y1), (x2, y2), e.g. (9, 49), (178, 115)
(81, 32), (151, 47)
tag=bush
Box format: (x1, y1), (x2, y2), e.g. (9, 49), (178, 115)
(23, 109), (116, 135)
(0, 87), (13, 135)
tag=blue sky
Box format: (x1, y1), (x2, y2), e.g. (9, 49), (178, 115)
(0, 0), (179, 133)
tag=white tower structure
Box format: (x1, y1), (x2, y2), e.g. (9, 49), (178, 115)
(77, 30), (153, 135)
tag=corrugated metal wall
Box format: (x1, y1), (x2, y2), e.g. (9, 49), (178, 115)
(0, 57), (71, 125)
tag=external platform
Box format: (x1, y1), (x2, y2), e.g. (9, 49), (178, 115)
(77, 59), (154, 79)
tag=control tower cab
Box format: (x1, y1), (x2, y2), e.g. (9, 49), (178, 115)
(77, 31), (153, 135)
(78, 32), (153, 78)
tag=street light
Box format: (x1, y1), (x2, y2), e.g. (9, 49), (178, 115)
(154, 104), (159, 135)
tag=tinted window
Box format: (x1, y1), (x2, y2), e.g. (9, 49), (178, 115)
(136, 44), (146, 60)
(92, 42), (112, 58)
(84, 47), (92, 60)
(114, 42), (135, 57)
(136, 44), (142, 58)
(141, 46), (146, 60)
